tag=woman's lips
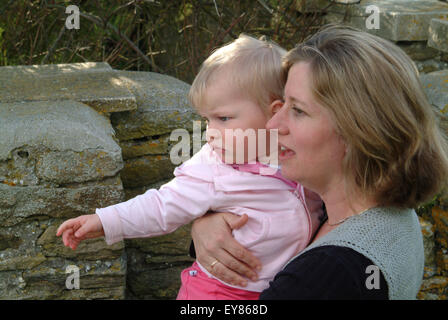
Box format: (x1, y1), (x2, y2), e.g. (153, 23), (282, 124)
(279, 145), (296, 161)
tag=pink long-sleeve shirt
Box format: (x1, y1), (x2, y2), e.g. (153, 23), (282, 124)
(96, 143), (323, 292)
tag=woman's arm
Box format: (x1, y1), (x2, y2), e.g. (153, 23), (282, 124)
(191, 212), (262, 287)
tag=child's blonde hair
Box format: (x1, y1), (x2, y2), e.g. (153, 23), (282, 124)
(189, 34), (287, 111)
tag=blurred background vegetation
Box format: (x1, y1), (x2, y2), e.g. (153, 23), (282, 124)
(0, 0), (328, 84)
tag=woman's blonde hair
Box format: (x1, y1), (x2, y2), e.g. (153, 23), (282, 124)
(284, 24), (448, 208)
(189, 34), (287, 111)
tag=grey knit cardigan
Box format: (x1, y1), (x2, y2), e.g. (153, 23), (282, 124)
(285, 207), (425, 299)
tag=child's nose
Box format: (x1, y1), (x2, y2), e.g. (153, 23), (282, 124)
(206, 127), (223, 145)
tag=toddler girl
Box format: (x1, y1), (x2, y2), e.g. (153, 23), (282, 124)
(57, 34), (323, 300)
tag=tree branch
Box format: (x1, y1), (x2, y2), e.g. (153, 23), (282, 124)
(46, 4), (163, 73)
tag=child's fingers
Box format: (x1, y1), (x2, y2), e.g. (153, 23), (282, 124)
(74, 215), (103, 239)
(63, 229), (77, 247)
(62, 229), (80, 250)
(69, 237), (81, 250)
(56, 218), (79, 237)
(74, 220), (94, 238)
(56, 221), (69, 237)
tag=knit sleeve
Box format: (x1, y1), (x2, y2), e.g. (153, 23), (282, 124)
(259, 245), (388, 300)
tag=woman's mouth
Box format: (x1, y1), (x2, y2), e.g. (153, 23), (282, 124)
(279, 145), (296, 161)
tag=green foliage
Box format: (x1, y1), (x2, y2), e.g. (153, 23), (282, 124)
(0, 27), (6, 65)
(0, 0), (324, 83)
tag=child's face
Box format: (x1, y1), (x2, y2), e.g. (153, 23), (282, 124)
(198, 73), (271, 164)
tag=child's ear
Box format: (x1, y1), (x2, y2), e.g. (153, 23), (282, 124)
(268, 99), (284, 117)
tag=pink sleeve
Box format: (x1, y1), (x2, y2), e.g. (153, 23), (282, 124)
(96, 175), (215, 245)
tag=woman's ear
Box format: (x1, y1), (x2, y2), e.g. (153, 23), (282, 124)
(268, 99), (284, 118)
(338, 134), (348, 156)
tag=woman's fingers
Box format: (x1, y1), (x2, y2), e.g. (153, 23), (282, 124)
(209, 257), (250, 287)
(192, 211), (263, 285)
(226, 213), (248, 230)
(221, 213), (262, 272)
(199, 213), (261, 282)
(210, 248), (257, 286)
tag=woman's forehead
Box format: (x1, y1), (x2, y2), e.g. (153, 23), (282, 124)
(285, 63), (310, 95)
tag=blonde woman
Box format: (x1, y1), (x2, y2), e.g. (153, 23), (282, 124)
(190, 25), (448, 299)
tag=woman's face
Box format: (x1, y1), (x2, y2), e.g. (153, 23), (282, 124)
(266, 62), (346, 192)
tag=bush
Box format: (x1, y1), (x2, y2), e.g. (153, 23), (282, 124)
(0, 0), (325, 83)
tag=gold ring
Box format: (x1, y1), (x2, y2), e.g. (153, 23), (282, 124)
(210, 260), (219, 268)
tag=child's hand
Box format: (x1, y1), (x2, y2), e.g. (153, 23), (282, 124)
(56, 214), (105, 250)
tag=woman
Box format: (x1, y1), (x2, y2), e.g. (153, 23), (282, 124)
(189, 25), (448, 299)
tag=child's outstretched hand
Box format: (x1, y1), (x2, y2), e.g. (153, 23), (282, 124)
(56, 214), (105, 250)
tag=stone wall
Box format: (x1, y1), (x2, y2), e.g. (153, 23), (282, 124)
(0, 62), (198, 299)
(0, 0), (447, 300)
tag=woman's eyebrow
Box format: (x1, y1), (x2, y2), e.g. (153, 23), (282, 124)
(285, 95), (310, 110)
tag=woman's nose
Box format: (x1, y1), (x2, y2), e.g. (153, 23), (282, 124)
(266, 105), (289, 135)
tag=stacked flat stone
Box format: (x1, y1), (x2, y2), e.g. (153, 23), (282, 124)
(107, 70), (200, 299)
(0, 62), (197, 299)
(428, 18), (448, 54)
(423, 13), (448, 299)
(0, 63), (132, 299)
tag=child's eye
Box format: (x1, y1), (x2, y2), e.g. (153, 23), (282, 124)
(219, 117), (231, 121)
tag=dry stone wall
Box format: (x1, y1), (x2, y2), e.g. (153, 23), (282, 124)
(0, 62), (198, 299)
(0, 1), (447, 299)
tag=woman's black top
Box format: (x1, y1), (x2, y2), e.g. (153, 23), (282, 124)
(189, 241), (388, 299)
(259, 245), (388, 300)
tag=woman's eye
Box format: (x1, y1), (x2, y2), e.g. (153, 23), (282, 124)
(292, 107), (304, 116)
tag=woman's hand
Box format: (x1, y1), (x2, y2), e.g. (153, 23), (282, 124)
(191, 212), (262, 287)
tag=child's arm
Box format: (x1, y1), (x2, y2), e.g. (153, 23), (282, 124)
(94, 174), (215, 245)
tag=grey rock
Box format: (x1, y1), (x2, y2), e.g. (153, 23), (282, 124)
(323, 0), (448, 41)
(397, 41), (440, 61)
(0, 62), (112, 79)
(0, 100), (123, 185)
(0, 63), (137, 113)
(110, 71), (200, 141)
(420, 69), (448, 112)
(0, 178), (124, 226)
(120, 154), (175, 188)
(428, 18), (448, 53)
